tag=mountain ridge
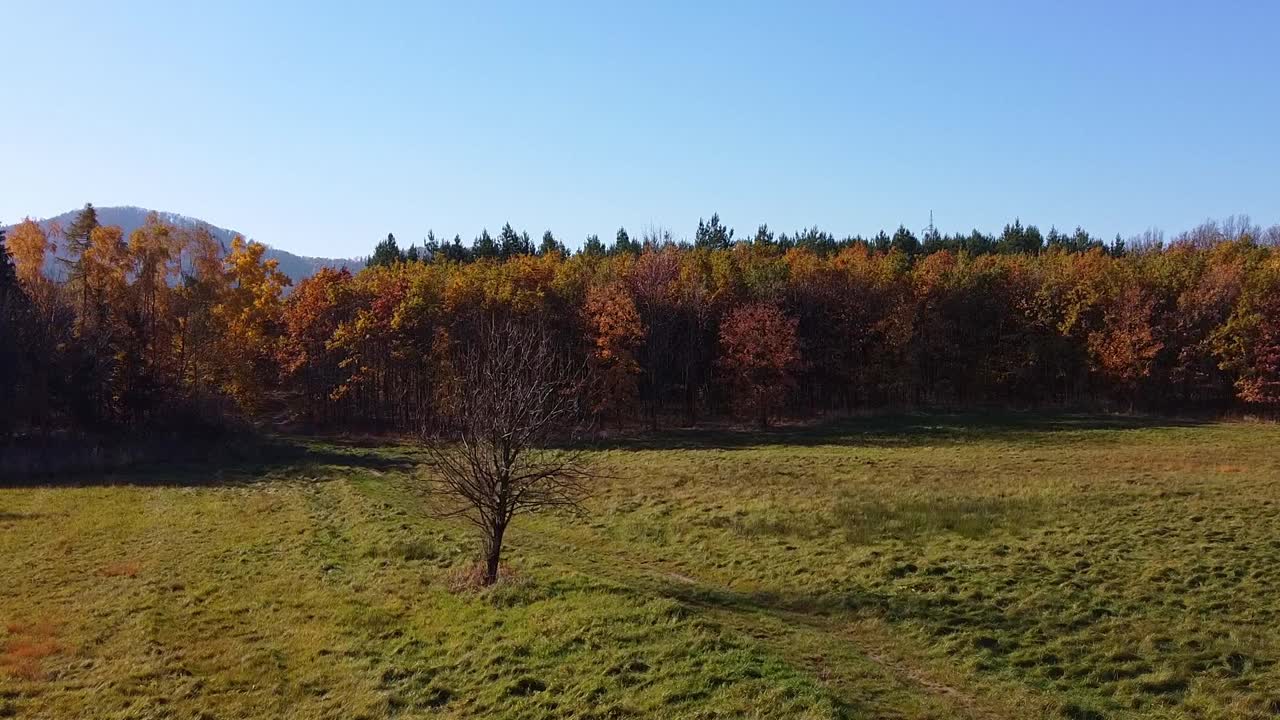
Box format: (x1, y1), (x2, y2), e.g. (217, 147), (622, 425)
(2, 205), (363, 284)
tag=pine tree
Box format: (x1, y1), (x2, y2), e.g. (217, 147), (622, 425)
(611, 227), (640, 255)
(422, 230), (442, 261)
(498, 223), (530, 258)
(580, 234), (606, 256)
(63, 203), (100, 322)
(0, 221), (50, 435)
(0, 223), (14, 288)
(63, 203), (100, 258)
(443, 234), (471, 263)
(0, 223), (27, 434)
(998, 219), (1044, 254)
(694, 213), (734, 250)
(538, 230), (566, 257)
(890, 225), (921, 255)
(369, 233), (405, 267)
(752, 224), (776, 248)
(473, 229), (499, 259)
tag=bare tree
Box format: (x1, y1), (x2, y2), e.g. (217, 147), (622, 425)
(421, 316), (593, 586)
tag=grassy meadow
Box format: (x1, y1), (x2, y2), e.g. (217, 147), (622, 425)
(3, 414), (1280, 719)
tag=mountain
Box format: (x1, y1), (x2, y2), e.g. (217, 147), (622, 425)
(2, 206), (363, 285)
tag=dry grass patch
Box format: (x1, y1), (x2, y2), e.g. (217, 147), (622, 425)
(1, 620), (63, 681)
(97, 561), (141, 578)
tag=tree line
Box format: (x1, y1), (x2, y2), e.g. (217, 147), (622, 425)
(3, 205), (1279, 441)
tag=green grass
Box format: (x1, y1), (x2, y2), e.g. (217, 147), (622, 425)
(3, 413), (1280, 718)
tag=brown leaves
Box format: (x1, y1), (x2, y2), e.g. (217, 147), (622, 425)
(584, 282), (644, 419)
(718, 302), (800, 427)
(1088, 284), (1164, 394)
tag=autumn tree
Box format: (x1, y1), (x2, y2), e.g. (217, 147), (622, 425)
(280, 268), (355, 424)
(6, 218), (54, 290)
(325, 267), (411, 426)
(422, 317), (594, 586)
(1235, 290), (1280, 407)
(718, 301), (800, 427)
(129, 214), (179, 372)
(1088, 283), (1164, 407)
(0, 226), (33, 434)
(2, 223), (73, 434)
(167, 226), (229, 393)
(214, 236), (291, 410)
(629, 247), (682, 427)
(80, 225), (131, 333)
(1217, 269), (1280, 408)
(5, 206), (1280, 438)
(583, 281), (645, 425)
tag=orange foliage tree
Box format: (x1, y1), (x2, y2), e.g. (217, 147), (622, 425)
(583, 280), (645, 426)
(717, 301), (800, 427)
(1088, 283), (1164, 405)
(215, 236), (291, 411)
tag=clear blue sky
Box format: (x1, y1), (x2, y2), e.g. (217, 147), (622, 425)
(3, 1), (1277, 258)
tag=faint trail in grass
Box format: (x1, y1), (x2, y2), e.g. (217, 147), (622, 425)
(858, 640), (999, 720)
(533, 535), (1021, 719)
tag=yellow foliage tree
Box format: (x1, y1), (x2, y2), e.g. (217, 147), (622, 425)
(214, 236), (291, 410)
(5, 218), (54, 290)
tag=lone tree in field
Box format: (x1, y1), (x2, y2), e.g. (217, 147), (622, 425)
(422, 317), (594, 586)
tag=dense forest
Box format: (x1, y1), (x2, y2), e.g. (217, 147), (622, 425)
(3, 204), (1279, 442)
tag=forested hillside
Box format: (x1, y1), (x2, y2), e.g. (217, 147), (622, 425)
(0, 206), (361, 285)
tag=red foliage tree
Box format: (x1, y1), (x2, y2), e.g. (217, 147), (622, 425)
(1088, 284), (1164, 406)
(718, 302), (800, 427)
(280, 268), (354, 424)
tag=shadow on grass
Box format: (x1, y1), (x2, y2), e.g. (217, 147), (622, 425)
(0, 511), (45, 522)
(2, 411), (1209, 488)
(641, 568), (1222, 717)
(0, 435), (416, 489)
(569, 411), (1208, 452)
(656, 577), (1020, 635)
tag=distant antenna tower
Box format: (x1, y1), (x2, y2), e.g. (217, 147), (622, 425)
(927, 210), (936, 236)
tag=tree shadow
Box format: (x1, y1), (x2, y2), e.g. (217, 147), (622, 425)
(569, 411), (1209, 452)
(651, 574), (1066, 675)
(0, 436), (416, 489)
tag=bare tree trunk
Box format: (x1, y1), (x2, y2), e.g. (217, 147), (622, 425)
(484, 521), (507, 586)
(423, 317), (595, 588)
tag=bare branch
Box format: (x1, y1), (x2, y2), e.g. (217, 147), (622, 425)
(417, 315), (596, 586)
